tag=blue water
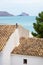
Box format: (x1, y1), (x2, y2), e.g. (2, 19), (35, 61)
(0, 16), (36, 32)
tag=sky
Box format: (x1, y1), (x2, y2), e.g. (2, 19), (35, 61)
(0, 0), (43, 16)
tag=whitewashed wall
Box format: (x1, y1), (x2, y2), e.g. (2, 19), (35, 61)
(11, 54), (43, 65)
(18, 26), (29, 38)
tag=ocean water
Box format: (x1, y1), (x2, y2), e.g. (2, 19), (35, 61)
(0, 16), (36, 32)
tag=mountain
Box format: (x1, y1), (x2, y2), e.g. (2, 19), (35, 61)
(0, 11), (14, 16)
(18, 12), (29, 16)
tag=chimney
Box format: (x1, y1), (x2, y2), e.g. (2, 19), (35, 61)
(16, 23), (18, 28)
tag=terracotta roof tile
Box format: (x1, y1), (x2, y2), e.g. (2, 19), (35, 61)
(12, 37), (43, 57)
(0, 25), (16, 51)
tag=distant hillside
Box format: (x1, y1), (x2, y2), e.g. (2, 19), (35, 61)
(18, 12), (29, 16)
(0, 11), (14, 16)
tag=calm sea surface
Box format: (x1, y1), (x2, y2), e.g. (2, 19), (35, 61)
(0, 16), (36, 32)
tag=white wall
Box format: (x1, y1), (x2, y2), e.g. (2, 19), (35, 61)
(11, 54), (43, 65)
(2, 29), (20, 65)
(18, 26), (33, 38)
(18, 26), (29, 38)
(2, 29), (20, 54)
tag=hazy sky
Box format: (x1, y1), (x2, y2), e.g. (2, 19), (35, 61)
(0, 0), (43, 16)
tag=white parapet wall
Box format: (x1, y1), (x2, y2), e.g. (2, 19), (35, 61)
(29, 31), (33, 38)
(2, 29), (20, 54)
(2, 29), (20, 65)
(11, 54), (43, 65)
(18, 26), (29, 38)
(18, 26), (33, 38)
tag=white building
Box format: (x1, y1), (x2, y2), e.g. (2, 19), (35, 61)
(0, 25), (43, 65)
(11, 54), (43, 65)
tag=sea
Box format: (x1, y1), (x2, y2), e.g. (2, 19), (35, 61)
(0, 16), (36, 32)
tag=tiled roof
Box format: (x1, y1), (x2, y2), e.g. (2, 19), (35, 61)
(0, 25), (29, 51)
(0, 25), (16, 51)
(0, 25), (43, 57)
(12, 37), (43, 57)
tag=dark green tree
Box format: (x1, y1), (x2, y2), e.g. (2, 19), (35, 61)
(32, 11), (43, 38)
